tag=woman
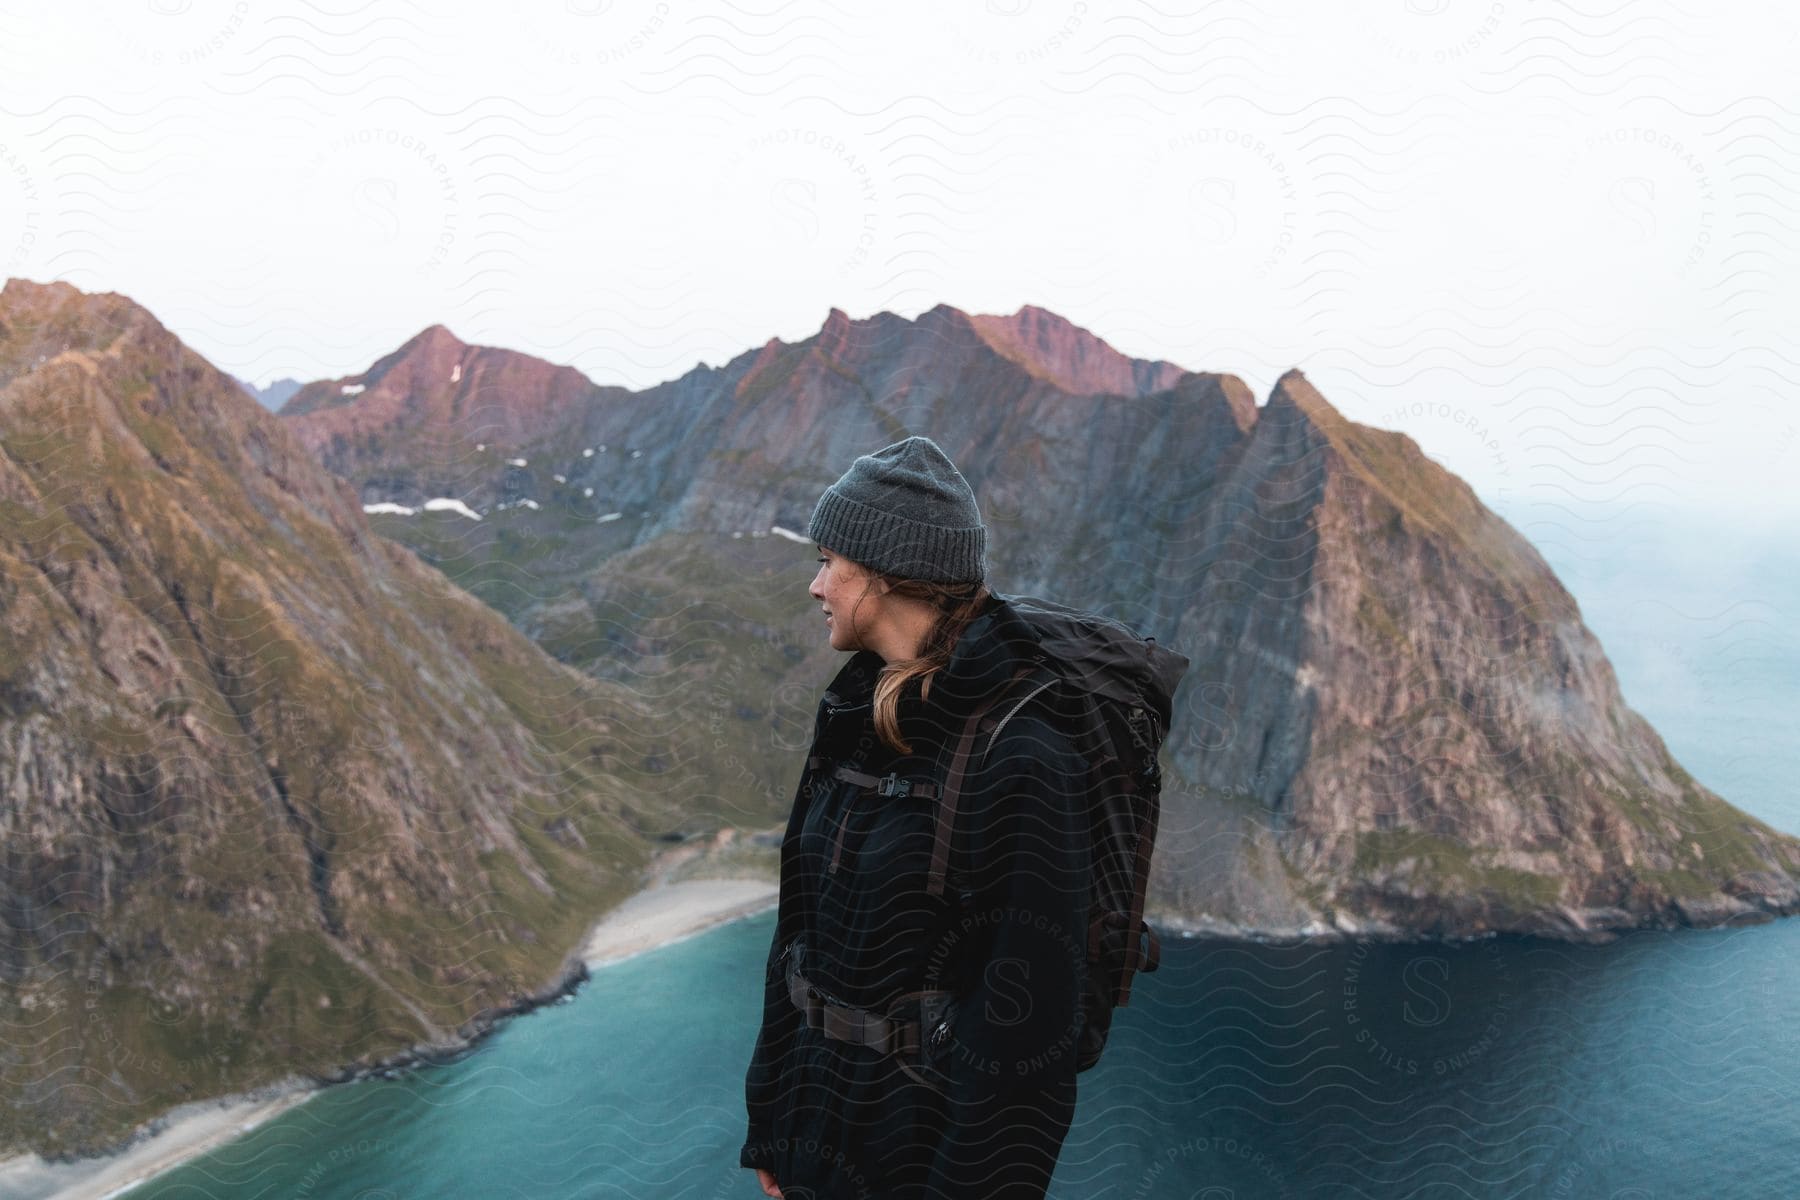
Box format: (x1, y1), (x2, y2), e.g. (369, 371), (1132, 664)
(739, 436), (1091, 1200)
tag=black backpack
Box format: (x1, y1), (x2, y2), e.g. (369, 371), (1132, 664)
(925, 591), (1190, 1073)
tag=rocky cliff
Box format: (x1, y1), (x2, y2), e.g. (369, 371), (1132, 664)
(1158, 369), (1800, 940)
(285, 301), (1800, 947)
(0, 279), (706, 1158)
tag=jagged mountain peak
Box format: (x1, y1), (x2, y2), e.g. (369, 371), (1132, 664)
(1, 276), (175, 374)
(415, 320), (465, 344)
(1261, 366), (1346, 430)
(0, 279), (370, 550)
(964, 303), (1190, 396)
(278, 323), (481, 419)
(1248, 365), (1549, 591)
(378, 321), (470, 369)
(2, 275), (95, 310)
(770, 301), (1193, 400)
(357, 321), (470, 383)
(278, 318), (600, 455)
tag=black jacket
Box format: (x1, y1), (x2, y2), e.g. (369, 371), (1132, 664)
(739, 593), (1091, 1200)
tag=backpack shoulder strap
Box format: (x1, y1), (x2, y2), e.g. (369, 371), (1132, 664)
(982, 665), (1061, 760)
(925, 661), (1056, 900)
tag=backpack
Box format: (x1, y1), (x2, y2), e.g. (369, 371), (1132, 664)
(926, 591), (1190, 1073)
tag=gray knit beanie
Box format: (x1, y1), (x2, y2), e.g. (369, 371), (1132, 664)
(808, 435), (987, 584)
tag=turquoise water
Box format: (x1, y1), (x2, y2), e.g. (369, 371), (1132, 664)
(119, 909), (1800, 1198)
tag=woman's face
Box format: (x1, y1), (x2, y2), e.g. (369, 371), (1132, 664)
(809, 545), (883, 652)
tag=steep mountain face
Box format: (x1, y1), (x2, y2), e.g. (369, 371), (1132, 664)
(0, 279), (703, 1158)
(283, 302), (1800, 946)
(1163, 370), (1800, 938)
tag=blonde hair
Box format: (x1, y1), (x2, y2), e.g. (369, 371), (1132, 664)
(847, 567), (992, 755)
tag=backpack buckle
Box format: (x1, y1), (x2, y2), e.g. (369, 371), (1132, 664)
(876, 773), (911, 798)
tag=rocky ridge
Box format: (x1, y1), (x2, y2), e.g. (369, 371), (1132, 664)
(285, 301), (1800, 946)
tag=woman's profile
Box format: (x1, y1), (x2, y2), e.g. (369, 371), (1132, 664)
(739, 435), (1091, 1200)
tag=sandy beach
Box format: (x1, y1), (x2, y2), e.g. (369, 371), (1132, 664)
(582, 876), (780, 968)
(0, 875), (781, 1200)
(0, 1087), (318, 1200)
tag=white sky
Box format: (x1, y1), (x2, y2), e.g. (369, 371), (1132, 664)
(2, 1), (1798, 538)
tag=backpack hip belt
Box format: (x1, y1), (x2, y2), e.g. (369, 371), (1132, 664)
(787, 965), (953, 1059)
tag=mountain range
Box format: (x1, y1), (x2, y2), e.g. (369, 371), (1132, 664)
(4, 277), (1798, 1158)
(278, 297), (1800, 943)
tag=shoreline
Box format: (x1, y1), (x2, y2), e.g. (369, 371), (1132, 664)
(1145, 891), (1797, 948)
(7, 874), (1784, 1199)
(0, 1084), (321, 1200)
(0, 875), (781, 1200)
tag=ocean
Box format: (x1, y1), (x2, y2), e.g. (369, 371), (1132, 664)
(115, 906), (1800, 1198)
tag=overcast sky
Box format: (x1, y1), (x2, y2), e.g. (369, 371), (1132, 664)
(2, 1), (1797, 538)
